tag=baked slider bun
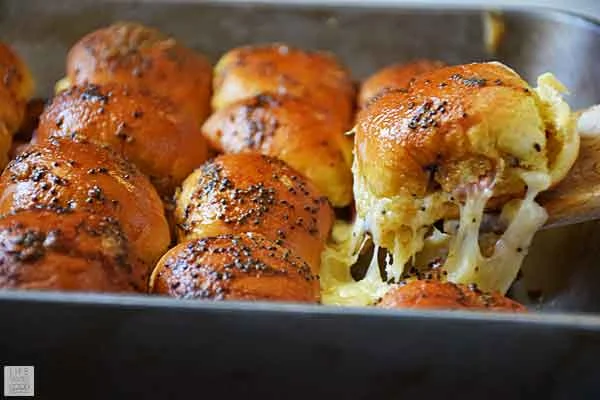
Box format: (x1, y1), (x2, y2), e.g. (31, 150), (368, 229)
(377, 280), (525, 312)
(0, 137), (170, 283)
(0, 210), (140, 292)
(62, 22), (212, 126)
(201, 94), (353, 206)
(0, 124), (11, 168)
(321, 62), (579, 305)
(37, 83), (209, 195)
(175, 154), (333, 272)
(0, 42), (34, 167)
(150, 233), (319, 303)
(359, 59), (445, 108)
(212, 44), (354, 127)
(0, 42), (34, 133)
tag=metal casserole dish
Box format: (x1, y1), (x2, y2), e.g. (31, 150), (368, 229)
(1, 0), (600, 398)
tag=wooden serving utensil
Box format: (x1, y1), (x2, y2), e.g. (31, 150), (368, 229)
(540, 105), (600, 228)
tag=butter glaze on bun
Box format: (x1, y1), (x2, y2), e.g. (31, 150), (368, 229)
(65, 22), (212, 126)
(377, 280), (525, 312)
(150, 233), (320, 303)
(359, 59), (445, 108)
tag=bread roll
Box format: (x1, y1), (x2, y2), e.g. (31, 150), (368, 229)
(37, 83), (209, 195)
(0, 42), (34, 168)
(377, 280), (525, 312)
(212, 44), (354, 127)
(359, 59), (445, 108)
(175, 154), (333, 272)
(65, 22), (212, 126)
(0, 124), (11, 171)
(150, 233), (319, 303)
(201, 94), (352, 206)
(0, 210), (140, 292)
(0, 42), (34, 133)
(0, 137), (170, 282)
(356, 62), (576, 202)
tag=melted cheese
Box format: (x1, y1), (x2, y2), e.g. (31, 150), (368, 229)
(443, 171), (549, 293)
(321, 163), (551, 305)
(55, 77), (71, 94)
(320, 221), (390, 306)
(352, 160), (450, 281)
(320, 158), (448, 306)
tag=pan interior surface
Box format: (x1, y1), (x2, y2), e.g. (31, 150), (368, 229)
(0, 1), (600, 311)
(2, 3), (600, 399)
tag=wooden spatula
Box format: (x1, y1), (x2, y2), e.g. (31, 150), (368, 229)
(540, 105), (600, 228)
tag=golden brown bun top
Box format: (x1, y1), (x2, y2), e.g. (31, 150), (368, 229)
(37, 83), (209, 195)
(0, 137), (170, 270)
(66, 22), (212, 126)
(0, 41), (34, 132)
(212, 43), (354, 126)
(0, 209), (139, 292)
(175, 153), (334, 272)
(359, 59), (445, 109)
(150, 233), (319, 303)
(377, 280), (526, 312)
(201, 93), (353, 206)
(355, 62), (572, 201)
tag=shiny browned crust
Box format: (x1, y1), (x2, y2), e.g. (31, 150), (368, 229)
(37, 83), (209, 195)
(0, 210), (140, 292)
(201, 94), (353, 206)
(0, 42), (34, 133)
(66, 22), (212, 126)
(359, 59), (445, 108)
(212, 43), (355, 127)
(175, 154), (334, 272)
(150, 233), (319, 303)
(0, 137), (170, 282)
(355, 62), (552, 204)
(377, 280), (526, 311)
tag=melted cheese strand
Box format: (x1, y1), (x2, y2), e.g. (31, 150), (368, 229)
(320, 221), (390, 306)
(443, 171), (550, 293)
(469, 172), (549, 293)
(443, 186), (493, 284)
(352, 158), (446, 281)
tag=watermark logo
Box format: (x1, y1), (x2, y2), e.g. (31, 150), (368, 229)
(3, 366), (34, 397)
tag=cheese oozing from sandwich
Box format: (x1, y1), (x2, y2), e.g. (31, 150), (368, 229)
(320, 66), (578, 306)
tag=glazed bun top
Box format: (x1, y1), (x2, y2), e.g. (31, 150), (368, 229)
(201, 93), (353, 206)
(0, 137), (170, 272)
(212, 43), (355, 127)
(37, 83), (209, 195)
(377, 280), (526, 312)
(0, 42), (34, 133)
(0, 210), (141, 292)
(150, 233), (319, 303)
(359, 59), (445, 108)
(65, 21), (212, 126)
(175, 153), (334, 272)
(355, 62), (578, 204)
